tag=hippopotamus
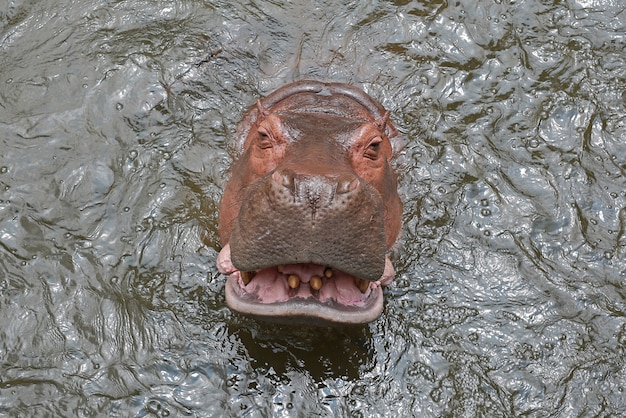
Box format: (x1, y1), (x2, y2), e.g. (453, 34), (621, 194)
(216, 80), (403, 324)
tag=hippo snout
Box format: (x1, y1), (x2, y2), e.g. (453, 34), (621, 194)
(270, 169), (362, 219)
(272, 169), (360, 197)
(229, 167), (387, 282)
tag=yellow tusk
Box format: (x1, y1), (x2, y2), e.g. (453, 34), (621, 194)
(310, 275), (323, 291)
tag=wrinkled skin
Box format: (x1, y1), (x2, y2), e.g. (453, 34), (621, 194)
(217, 80), (403, 324)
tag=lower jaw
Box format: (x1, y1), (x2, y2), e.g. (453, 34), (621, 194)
(224, 272), (384, 325)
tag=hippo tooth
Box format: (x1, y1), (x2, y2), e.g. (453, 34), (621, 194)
(288, 274), (300, 289)
(241, 271), (255, 285)
(355, 278), (370, 293)
(310, 275), (323, 291)
(323, 267), (333, 278)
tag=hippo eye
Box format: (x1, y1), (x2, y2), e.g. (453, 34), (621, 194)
(257, 126), (273, 149)
(364, 136), (382, 160)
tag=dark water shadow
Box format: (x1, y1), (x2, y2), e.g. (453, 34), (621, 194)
(228, 318), (374, 381)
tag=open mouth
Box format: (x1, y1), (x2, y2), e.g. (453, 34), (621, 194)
(217, 243), (394, 324)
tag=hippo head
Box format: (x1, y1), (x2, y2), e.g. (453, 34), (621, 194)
(217, 81), (402, 324)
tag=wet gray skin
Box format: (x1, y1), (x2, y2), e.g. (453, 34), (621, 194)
(230, 165), (386, 280)
(1, 0), (626, 416)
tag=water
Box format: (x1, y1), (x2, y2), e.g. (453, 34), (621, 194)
(1, 0), (625, 416)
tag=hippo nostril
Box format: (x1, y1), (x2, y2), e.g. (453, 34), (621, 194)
(336, 176), (360, 194)
(272, 169), (295, 189)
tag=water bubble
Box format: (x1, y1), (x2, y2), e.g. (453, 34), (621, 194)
(483, 230), (491, 236)
(123, 207), (130, 212)
(115, 103), (123, 111)
(481, 208), (492, 216)
(480, 199), (489, 206)
(0, 166), (7, 174)
(528, 138), (540, 148)
(146, 400), (164, 415)
(604, 251), (613, 259)
(128, 150), (138, 160)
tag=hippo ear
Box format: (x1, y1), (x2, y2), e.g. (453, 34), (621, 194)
(374, 111), (390, 133)
(256, 99), (270, 122)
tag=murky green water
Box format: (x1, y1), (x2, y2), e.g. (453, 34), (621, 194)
(1, 0), (625, 416)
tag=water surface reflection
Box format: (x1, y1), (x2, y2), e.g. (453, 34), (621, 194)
(0, 0), (625, 416)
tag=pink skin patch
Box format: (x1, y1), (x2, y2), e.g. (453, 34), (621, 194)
(217, 243), (395, 323)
